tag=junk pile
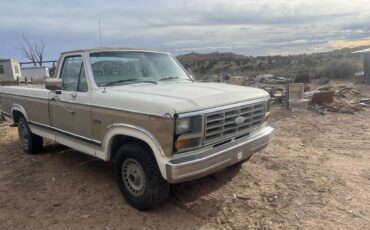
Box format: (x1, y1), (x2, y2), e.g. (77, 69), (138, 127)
(254, 74), (289, 102)
(282, 83), (369, 114)
(253, 73), (369, 115)
(254, 73), (313, 103)
(306, 85), (370, 115)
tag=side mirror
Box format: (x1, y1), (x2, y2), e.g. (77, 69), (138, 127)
(45, 78), (62, 91)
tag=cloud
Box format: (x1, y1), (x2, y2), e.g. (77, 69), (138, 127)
(1, 0), (370, 60)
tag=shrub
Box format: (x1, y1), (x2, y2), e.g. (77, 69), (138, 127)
(318, 61), (356, 79)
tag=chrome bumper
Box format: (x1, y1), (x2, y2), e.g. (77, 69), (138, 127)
(166, 126), (274, 183)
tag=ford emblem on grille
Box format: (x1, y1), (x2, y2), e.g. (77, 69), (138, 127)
(234, 116), (246, 125)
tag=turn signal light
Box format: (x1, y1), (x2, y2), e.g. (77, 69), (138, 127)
(175, 139), (193, 149)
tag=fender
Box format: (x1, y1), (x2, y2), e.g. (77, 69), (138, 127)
(10, 104), (29, 122)
(97, 123), (169, 179)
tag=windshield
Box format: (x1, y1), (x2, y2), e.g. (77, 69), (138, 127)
(89, 51), (192, 87)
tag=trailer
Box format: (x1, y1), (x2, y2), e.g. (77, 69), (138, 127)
(0, 59), (22, 81)
(21, 66), (50, 79)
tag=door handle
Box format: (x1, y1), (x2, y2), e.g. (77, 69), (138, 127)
(70, 92), (77, 98)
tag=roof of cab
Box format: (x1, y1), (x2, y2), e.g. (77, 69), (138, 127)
(61, 47), (168, 55)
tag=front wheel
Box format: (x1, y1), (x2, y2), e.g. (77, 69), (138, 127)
(18, 117), (43, 154)
(114, 142), (169, 210)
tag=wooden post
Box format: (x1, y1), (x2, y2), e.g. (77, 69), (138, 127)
(17, 76), (20, 85)
(25, 77), (28, 85)
(364, 53), (370, 85)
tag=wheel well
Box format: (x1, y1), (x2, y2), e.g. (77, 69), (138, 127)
(12, 110), (24, 124)
(110, 135), (153, 161)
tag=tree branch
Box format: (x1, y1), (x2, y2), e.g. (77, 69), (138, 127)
(18, 35), (46, 66)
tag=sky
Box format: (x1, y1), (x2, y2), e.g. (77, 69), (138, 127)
(1, 0), (370, 61)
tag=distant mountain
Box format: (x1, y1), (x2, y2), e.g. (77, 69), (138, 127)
(177, 46), (370, 81)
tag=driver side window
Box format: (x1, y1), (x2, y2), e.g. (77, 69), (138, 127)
(60, 56), (88, 92)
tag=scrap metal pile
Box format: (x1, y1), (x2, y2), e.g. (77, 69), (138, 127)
(254, 74), (290, 103)
(252, 73), (369, 115)
(308, 85), (370, 115)
(254, 73), (311, 103)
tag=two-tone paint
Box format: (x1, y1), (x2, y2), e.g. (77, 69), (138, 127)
(0, 48), (272, 181)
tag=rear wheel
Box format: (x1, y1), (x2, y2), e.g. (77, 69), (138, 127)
(114, 142), (169, 210)
(18, 117), (43, 154)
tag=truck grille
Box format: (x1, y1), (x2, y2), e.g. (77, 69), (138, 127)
(204, 102), (265, 144)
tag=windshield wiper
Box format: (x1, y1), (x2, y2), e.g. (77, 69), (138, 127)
(159, 76), (192, 82)
(103, 79), (157, 86)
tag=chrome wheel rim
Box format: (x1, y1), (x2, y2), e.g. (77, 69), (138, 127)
(122, 158), (146, 197)
(19, 122), (29, 149)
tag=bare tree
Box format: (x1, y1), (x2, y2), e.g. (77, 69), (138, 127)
(18, 35), (46, 66)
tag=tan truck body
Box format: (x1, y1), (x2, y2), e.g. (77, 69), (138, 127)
(0, 48), (273, 184)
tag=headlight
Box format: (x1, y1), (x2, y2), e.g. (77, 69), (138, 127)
(174, 115), (203, 152)
(176, 117), (191, 134)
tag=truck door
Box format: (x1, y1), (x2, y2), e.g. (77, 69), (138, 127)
(49, 55), (92, 140)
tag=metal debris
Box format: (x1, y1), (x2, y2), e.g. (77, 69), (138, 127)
(310, 104), (328, 115)
(312, 91), (335, 105)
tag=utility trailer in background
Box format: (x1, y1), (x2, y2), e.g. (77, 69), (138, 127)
(21, 66), (50, 79)
(0, 59), (22, 81)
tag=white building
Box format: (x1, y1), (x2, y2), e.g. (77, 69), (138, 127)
(0, 59), (22, 81)
(21, 66), (50, 79)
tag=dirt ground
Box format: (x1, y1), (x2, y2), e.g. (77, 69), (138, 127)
(0, 84), (369, 230)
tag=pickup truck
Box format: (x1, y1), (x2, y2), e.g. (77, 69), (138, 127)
(0, 48), (273, 210)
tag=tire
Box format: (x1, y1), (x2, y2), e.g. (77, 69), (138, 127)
(17, 117), (43, 154)
(114, 142), (169, 210)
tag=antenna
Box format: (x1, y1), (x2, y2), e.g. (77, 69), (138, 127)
(99, 19), (102, 47)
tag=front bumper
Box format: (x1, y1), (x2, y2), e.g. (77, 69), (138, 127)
(166, 126), (273, 183)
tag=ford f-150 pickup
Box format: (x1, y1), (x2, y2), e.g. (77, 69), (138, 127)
(0, 48), (273, 210)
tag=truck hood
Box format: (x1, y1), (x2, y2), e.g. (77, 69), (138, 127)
(93, 82), (269, 116)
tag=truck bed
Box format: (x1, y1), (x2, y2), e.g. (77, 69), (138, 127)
(0, 85), (51, 125)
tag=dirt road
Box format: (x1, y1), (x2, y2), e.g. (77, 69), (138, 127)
(1, 85), (369, 229)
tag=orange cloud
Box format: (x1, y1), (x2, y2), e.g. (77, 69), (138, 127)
(329, 37), (370, 48)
